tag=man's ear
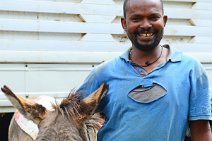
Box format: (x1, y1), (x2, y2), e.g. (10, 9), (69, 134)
(163, 15), (168, 26)
(121, 17), (127, 31)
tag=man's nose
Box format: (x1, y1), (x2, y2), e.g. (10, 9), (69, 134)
(139, 19), (152, 30)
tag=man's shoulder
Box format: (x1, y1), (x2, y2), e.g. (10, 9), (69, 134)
(168, 46), (201, 65)
(181, 52), (202, 65)
(95, 56), (122, 70)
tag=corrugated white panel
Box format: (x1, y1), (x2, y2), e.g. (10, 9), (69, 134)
(0, 0), (212, 112)
(0, 0), (211, 53)
(1, 19), (212, 35)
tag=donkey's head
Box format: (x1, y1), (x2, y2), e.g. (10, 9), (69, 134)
(1, 82), (108, 141)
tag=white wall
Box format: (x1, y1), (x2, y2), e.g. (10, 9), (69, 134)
(0, 0), (212, 112)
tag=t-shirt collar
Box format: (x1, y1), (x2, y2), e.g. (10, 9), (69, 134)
(120, 44), (182, 63)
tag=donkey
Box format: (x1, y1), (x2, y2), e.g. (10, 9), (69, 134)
(1, 82), (108, 141)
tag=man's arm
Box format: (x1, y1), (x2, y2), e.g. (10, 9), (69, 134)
(190, 120), (212, 141)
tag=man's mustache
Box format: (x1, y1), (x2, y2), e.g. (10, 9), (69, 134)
(137, 28), (155, 34)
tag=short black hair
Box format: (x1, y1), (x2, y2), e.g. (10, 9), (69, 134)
(123, 0), (164, 18)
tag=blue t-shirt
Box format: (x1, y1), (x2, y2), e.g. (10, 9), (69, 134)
(78, 46), (212, 141)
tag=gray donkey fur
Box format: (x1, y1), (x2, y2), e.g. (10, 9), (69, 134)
(1, 83), (108, 141)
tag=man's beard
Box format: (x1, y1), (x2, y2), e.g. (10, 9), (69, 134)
(127, 28), (164, 52)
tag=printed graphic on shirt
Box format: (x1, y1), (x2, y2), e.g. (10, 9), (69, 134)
(128, 83), (167, 103)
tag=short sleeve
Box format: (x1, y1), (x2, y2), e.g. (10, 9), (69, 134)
(189, 61), (212, 121)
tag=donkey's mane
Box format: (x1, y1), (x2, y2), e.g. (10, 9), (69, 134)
(52, 91), (83, 122)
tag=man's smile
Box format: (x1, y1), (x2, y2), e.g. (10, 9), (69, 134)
(140, 33), (153, 37)
(137, 32), (154, 41)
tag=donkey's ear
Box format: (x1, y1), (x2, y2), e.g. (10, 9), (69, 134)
(81, 82), (108, 115)
(1, 85), (47, 124)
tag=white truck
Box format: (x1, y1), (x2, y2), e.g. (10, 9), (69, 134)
(0, 0), (212, 140)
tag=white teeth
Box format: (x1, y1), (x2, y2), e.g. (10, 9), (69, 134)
(140, 33), (153, 37)
(147, 33), (152, 37)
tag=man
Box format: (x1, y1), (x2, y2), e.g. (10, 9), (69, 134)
(77, 0), (212, 140)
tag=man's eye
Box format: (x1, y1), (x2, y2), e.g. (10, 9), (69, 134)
(131, 18), (140, 22)
(149, 17), (160, 21)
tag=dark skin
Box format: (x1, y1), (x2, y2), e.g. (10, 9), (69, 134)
(190, 120), (212, 141)
(121, 0), (212, 140)
(121, 0), (168, 73)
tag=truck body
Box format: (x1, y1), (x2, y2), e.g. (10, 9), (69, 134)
(0, 0), (212, 113)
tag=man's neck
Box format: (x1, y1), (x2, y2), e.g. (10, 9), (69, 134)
(130, 45), (162, 67)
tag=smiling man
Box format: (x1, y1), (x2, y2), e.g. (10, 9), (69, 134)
(77, 0), (212, 141)
(122, 0), (167, 53)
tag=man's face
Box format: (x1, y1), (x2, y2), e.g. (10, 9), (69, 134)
(121, 0), (167, 52)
